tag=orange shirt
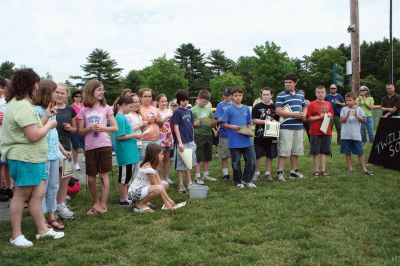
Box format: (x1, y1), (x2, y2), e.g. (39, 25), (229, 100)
(306, 100), (334, 135)
(140, 105), (160, 141)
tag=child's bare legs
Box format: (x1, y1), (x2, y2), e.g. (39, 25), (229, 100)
(177, 171), (183, 186)
(72, 148), (79, 165)
(289, 155), (299, 172)
(87, 175), (100, 209)
(162, 150), (171, 180)
(203, 161), (209, 173)
(98, 173), (109, 211)
(137, 185), (174, 209)
(320, 154), (327, 172)
(278, 156), (287, 171)
(312, 155), (320, 172)
(346, 154), (353, 171)
(266, 157), (272, 173)
(255, 158), (261, 173)
(10, 186), (32, 239)
(118, 183), (128, 202)
(56, 175), (71, 205)
(28, 181), (49, 235)
(185, 169), (192, 185)
(357, 154), (369, 172)
(194, 163), (201, 176)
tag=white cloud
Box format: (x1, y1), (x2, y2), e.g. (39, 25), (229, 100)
(0, 0), (398, 82)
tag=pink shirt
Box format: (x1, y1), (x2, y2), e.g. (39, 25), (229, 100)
(70, 103), (84, 120)
(77, 104), (113, 151)
(140, 105), (160, 141)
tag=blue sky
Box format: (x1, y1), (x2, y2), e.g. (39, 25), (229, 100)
(0, 0), (398, 82)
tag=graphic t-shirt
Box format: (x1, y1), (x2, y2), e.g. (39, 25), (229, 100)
(77, 104), (113, 151)
(35, 106), (61, 160)
(306, 100), (334, 135)
(56, 105), (77, 151)
(340, 106), (365, 141)
(140, 105), (160, 141)
(115, 113), (139, 166)
(1, 98), (47, 163)
(191, 105), (213, 136)
(252, 102), (278, 144)
(221, 104), (252, 149)
(214, 101), (231, 138)
(171, 107), (194, 144)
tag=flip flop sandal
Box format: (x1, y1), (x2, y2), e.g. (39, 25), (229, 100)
(320, 171), (330, 177)
(86, 208), (98, 216)
(134, 206), (155, 213)
(47, 219), (65, 230)
(312, 172), (320, 177)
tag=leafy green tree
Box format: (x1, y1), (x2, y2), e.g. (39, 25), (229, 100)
(121, 70), (141, 93)
(139, 56), (188, 100)
(69, 48), (123, 103)
(174, 43), (209, 97)
(209, 72), (243, 104)
(252, 42), (296, 99)
(234, 56), (257, 103)
(0, 61), (15, 78)
(361, 75), (385, 103)
(207, 49), (235, 77)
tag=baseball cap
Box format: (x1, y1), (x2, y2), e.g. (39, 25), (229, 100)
(223, 87), (232, 96)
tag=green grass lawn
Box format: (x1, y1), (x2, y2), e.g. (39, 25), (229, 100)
(1, 137), (400, 265)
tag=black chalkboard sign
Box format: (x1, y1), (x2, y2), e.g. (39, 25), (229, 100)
(368, 117), (400, 171)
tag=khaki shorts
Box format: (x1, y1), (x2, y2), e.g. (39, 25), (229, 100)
(217, 137), (231, 159)
(85, 146), (113, 176)
(278, 129), (304, 157)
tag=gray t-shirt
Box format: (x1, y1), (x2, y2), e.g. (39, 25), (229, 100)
(340, 106), (365, 141)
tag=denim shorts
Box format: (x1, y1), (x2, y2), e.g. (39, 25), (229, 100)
(340, 139), (363, 155)
(8, 159), (47, 186)
(173, 141), (197, 171)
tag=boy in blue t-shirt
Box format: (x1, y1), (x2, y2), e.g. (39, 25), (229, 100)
(221, 88), (256, 188)
(171, 89), (197, 193)
(214, 87), (232, 181)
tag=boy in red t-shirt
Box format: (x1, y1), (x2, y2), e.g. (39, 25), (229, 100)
(306, 85), (334, 176)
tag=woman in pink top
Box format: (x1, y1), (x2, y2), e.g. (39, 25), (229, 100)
(70, 90), (84, 170)
(139, 88), (161, 154)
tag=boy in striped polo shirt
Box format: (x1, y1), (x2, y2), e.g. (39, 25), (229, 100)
(275, 73), (307, 181)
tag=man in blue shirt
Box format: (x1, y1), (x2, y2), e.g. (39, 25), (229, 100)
(324, 84), (345, 144)
(275, 73), (307, 181)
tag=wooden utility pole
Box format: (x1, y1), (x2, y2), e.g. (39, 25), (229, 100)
(349, 0), (360, 93)
(390, 0), (394, 84)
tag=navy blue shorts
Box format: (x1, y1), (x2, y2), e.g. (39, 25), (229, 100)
(340, 139), (363, 156)
(70, 132), (85, 150)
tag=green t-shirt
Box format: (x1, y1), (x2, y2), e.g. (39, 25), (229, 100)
(1, 98), (48, 163)
(191, 104), (213, 136)
(356, 96), (374, 117)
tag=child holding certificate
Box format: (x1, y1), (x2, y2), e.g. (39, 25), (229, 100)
(306, 85), (334, 177)
(252, 87), (279, 181)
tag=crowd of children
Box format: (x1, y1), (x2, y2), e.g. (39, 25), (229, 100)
(0, 69), (377, 248)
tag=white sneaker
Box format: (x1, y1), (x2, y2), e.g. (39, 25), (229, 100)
(74, 163), (80, 171)
(265, 174), (273, 182)
(253, 174), (260, 181)
(196, 178), (205, 185)
(36, 229), (65, 240)
(236, 183), (244, 189)
(277, 171), (286, 182)
(203, 175), (217, 182)
(56, 203), (74, 220)
(10, 235), (33, 248)
(246, 182), (257, 188)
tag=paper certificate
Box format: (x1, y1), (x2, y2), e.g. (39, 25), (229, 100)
(62, 157), (74, 179)
(178, 148), (193, 169)
(320, 113), (330, 134)
(237, 126), (254, 137)
(264, 120), (280, 138)
(279, 104), (293, 124)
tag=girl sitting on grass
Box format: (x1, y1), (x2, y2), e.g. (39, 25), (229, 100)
(128, 143), (175, 212)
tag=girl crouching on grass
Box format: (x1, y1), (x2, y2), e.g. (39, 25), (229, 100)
(114, 96), (141, 206)
(128, 143), (175, 212)
(77, 80), (118, 215)
(3, 69), (64, 247)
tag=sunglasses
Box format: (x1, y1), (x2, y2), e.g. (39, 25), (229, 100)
(359, 89), (366, 92)
(74, 95), (82, 98)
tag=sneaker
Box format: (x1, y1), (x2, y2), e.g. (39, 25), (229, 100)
(36, 229), (65, 240)
(289, 169), (305, 179)
(245, 182), (257, 188)
(56, 203), (74, 220)
(203, 175), (217, 182)
(165, 178), (174, 184)
(10, 235), (33, 248)
(363, 171), (374, 176)
(236, 183), (244, 189)
(276, 171), (286, 182)
(265, 174), (273, 182)
(74, 163), (80, 171)
(253, 173), (260, 181)
(223, 175), (230, 181)
(196, 178), (205, 185)
(178, 185), (186, 193)
(119, 200), (133, 206)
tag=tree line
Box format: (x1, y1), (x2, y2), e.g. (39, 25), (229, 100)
(1, 38), (399, 105)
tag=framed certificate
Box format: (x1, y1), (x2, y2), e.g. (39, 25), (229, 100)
(264, 120), (279, 138)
